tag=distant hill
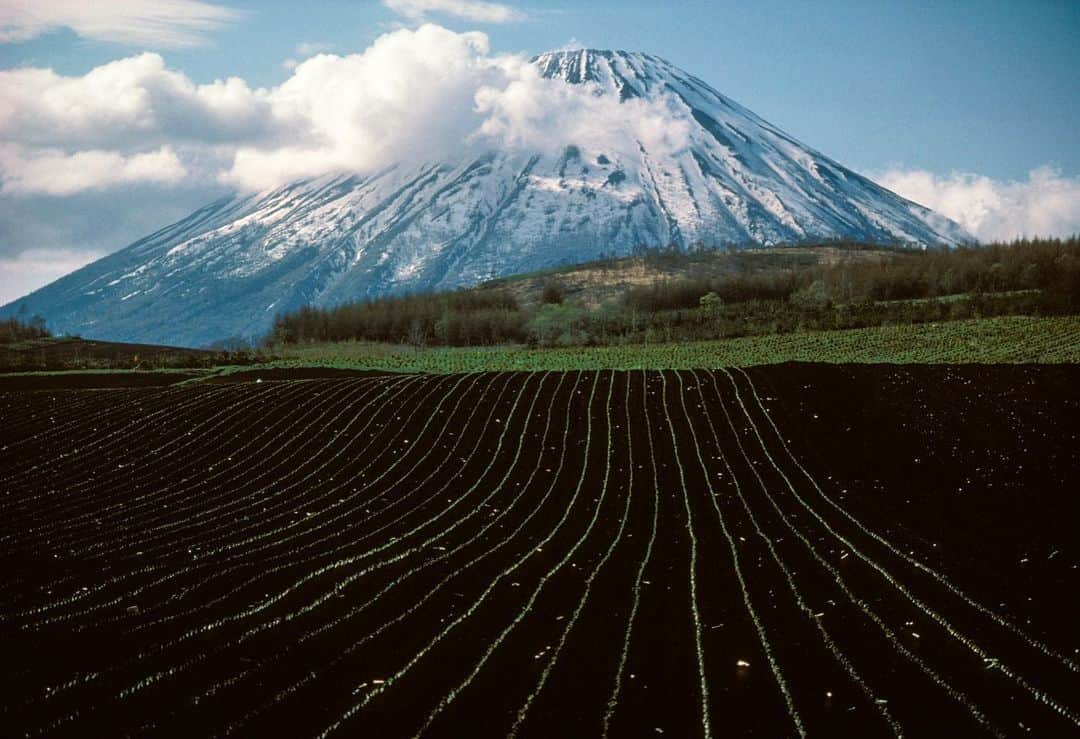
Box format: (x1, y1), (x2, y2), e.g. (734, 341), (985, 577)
(473, 243), (896, 309)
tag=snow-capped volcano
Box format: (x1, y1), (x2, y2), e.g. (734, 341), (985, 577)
(2, 49), (970, 347)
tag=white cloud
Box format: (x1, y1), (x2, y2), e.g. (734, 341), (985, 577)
(2, 21), (1073, 249)
(223, 24), (692, 190)
(0, 0), (240, 48)
(0, 248), (105, 305)
(877, 166), (1080, 242)
(0, 145), (187, 196)
(0, 24), (694, 194)
(283, 42), (335, 71)
(223, 24), (500, 189)
(382, 0), (526, 24)
(472, 55), (691, 157)
(0, 53), (273, 150)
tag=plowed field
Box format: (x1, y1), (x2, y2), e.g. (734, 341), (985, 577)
(1, 367), (1077, 737)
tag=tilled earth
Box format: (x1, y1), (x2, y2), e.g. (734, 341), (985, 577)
(1, 366), (1077, 737)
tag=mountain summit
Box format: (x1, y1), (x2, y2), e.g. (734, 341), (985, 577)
(3, 49), (970, 346)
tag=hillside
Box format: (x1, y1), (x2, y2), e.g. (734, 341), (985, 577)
(474, 243), (896, 308)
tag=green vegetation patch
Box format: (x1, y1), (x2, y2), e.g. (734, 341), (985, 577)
(230, 316), (1080, 374)
(267, 238), (1080, 350)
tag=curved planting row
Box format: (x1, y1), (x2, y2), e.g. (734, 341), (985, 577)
(0, 370), (1076, 737)
(1, 378), (373, 556)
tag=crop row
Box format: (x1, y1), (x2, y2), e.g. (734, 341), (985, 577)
(1, 371), (1076, 736)
(252, 315), (1080, 373)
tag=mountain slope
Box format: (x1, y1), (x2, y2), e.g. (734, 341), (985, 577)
(2, 49), (970, 347)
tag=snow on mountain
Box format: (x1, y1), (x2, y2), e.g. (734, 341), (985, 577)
(2, 50), (971, 347)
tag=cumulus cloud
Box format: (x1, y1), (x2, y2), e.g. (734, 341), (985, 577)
(877, 166), (1080, 242)
(0, 24), (693, 194)
(283, 41), (335, 71)
(0, 0), (240, 47)
(0, 145), (187, 196)
(0, 53), (272, 150)
(223, 24), (500, 189)
(223, 25), (693, 190)
(0, 51), (271, 195)
(382, 0), (526, 24)
(2, 25), (628, 193)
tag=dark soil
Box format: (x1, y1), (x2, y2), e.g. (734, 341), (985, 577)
(1, 366), (1077, 737)
(0, 371), (205, 391)
(0, 367), (395, 392)
(205, 367), (398, 383)
(0, 337), (218, 372)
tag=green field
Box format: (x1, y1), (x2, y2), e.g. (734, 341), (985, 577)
(236, 315), (1080, 374)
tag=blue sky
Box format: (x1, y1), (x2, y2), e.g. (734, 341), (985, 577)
(1, 0), (1078, 303)
(7, 0), (1077, 179)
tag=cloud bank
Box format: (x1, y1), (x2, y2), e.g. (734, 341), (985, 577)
(878, 166), (1080, 242)
(0, 0), (240, 47)
(0, 145), (186, 196)
(0, 52), (272, 150)
(0, 24), (690, 195)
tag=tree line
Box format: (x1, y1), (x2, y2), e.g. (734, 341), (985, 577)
(266, 290), (529, 347)
(624, 237), (1080, 311)
(266, 237), (1080, 348)
(0, 313), (51, 344)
